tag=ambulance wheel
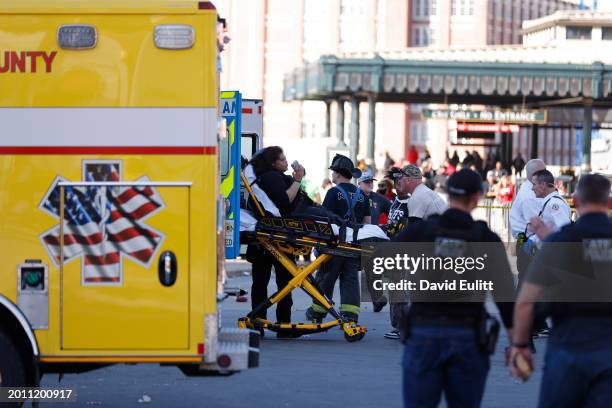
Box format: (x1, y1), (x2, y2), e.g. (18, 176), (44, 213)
(0, 327), (27, 390)
(344, 332), (365, 342)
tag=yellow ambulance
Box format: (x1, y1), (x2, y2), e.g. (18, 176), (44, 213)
(0, 0), (258, 390)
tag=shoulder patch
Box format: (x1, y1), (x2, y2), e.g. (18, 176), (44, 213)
(551, 203), (559, 211)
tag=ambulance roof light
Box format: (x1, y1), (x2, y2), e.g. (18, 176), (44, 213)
(57, 25), (97, 49)
(154, 25), (195, 50)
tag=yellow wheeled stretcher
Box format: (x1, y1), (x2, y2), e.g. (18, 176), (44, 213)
(237, 171), (379, 342)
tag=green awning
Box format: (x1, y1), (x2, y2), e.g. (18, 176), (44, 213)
(283, 55), (612, 107)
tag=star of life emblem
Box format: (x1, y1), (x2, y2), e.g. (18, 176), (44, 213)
(38, 161), (165, 285)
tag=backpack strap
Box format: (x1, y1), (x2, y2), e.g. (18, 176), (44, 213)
(335, 184), (361, 221)
(524, 194), (567, 237)
(351, 188), (362, 216)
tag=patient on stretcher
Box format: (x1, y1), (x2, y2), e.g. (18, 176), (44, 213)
(240, 161), (388, 244)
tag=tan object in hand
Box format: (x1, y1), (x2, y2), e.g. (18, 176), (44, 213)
(513, 352), (534, 380)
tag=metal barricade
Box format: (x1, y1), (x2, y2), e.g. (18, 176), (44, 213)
(474, 199), (512, 242)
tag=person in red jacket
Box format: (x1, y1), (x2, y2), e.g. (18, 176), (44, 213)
(407, 145), (419, 165)
(496, 172), (515, 205)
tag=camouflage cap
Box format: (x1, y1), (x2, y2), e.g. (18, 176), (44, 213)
(399, 164), (422, 179)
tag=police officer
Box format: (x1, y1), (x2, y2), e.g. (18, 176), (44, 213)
(358, 170), (390, 225)
(305, 154), (370, 323)
(394, 169), (515, 407)
(510, 159), (546, 281)
(511, 174), (612, 407)
(527, 169), (572, 246)
(518, 169), (573, 338)
(359, 170), (391, 312)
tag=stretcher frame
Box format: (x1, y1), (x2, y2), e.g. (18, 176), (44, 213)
(237, 171), (369, 342)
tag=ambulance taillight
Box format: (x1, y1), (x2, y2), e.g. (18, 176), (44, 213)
(57, 25), (97, 49)
(154, 25), (195, 50)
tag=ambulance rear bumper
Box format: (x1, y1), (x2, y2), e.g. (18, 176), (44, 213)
(178, 327), (259, 377)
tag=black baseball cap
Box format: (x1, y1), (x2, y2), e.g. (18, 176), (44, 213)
(446, 169), (483, 196)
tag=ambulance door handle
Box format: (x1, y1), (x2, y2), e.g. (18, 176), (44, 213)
(158, 251), (177, 287)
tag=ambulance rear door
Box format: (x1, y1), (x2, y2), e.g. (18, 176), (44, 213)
(220, 91), (242, 259)
(240, 99), (263, 208)
(240, 99), (263, 161)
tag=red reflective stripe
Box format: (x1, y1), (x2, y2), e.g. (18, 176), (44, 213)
(0, 146), (217, 155)
(242, 108), (253, 114)
(85, 277), (121, 282)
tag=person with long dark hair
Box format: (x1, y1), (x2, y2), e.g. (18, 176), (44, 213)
(250, 146), (305, 216)
(247, 146), (305, 337)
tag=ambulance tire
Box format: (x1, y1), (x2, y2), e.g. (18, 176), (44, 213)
(0, 327), (27, 390)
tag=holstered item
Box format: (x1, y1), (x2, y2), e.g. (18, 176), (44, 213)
(477, 314), (500, 355)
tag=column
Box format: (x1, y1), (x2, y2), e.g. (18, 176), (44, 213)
(336, 99), (346, 147)
(367, 95), (376, 169)
(349, 97), (360, 163)
(530, 124), (539, 159)
(324, 100), (332, 138)
(582, 100), (593, 172)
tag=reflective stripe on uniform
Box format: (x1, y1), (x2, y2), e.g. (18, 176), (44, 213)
(340, 304), (360, 315)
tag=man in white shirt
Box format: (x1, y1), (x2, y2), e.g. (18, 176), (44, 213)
(509, 159), (546, 239)
(382, 165), (447, 340)
(397, 165), (447, 221)
(520, 168), (572, 339)
(527, 169), (572, 245)
(509, 159), (547, 338)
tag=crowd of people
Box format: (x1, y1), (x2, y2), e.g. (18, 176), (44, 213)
(312, 149), (530, 210)
(242, 144), (612, 408)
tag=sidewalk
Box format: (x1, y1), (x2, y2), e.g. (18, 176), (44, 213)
(225, 258), (251, 278)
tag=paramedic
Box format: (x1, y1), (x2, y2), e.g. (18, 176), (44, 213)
(247, 146), (305, 336)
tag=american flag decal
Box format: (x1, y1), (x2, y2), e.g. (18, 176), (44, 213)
(39, 163), (165, 285)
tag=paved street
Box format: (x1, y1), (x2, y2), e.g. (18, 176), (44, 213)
(33, 273), (547, 408)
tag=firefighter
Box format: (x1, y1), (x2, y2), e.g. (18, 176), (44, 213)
(305, 154), (370, 323)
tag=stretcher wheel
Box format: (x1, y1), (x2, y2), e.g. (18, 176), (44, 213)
(344, 332), (365, 342)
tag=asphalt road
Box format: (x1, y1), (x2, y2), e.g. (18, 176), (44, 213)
(31, 274), (547, 408)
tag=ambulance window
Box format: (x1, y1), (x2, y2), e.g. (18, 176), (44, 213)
(220, 129), (230, 177)
(241, 133), (258, 161)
